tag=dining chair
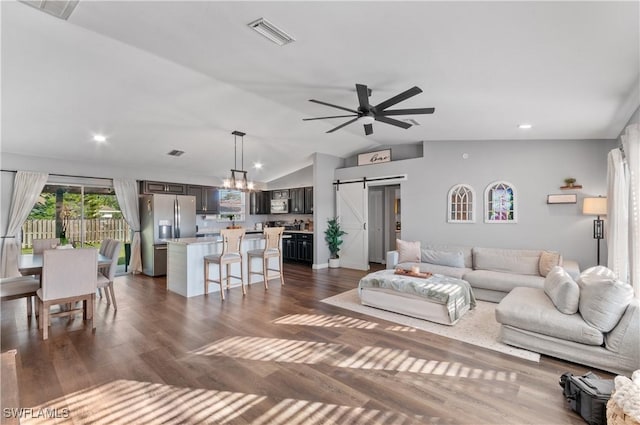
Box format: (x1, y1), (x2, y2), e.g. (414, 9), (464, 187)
(37, 248), (98, 340)
(204, 228), (245, 300)
(97, 239), (115, 298)
(97, 239), (121, 310)
(0, 276), (40, 318)
(247, 227), (285, 290)
(32, 238), (60, 254)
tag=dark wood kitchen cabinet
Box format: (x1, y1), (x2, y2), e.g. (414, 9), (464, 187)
(140, 180), (186, 195)
(283, 232), (313, 264)
(304, 187), (313, 214)
(290, 188), (305, 214)
(188, 185), (219, 214)
(250, 191), (271, 215)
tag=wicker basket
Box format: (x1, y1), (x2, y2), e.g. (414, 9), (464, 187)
(607, 398), (640, 425)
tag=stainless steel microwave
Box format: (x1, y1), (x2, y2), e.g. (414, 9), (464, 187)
(270, 199), (289, 214)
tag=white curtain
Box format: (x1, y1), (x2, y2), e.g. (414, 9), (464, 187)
(113, 179), (142, 274)
(621, 123), (639, 297)
(1, 171), (48, 277)
(606, 148), (628, 283)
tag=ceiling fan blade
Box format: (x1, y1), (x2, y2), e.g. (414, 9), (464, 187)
(309, 99), (359, 114)
(375, 115), (412, 129)
(356, 84), (371, 110)
(374, 86), (423, 111)
(327, 117), (360, 133)
(303, 114), (358, 121)
(364, 123), (373, 135)
(379, 107), (435, 116)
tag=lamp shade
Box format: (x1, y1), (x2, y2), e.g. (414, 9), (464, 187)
(582, 197), (607, 216)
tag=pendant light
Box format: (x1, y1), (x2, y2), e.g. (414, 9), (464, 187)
(222, 131), (254, 191)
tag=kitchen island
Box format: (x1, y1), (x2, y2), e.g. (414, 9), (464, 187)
(167, 235), (279, 298)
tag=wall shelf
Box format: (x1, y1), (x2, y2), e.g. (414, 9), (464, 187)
(560, 185), (582, 190)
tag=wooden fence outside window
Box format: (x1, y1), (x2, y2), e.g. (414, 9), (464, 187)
(22, 219), (131, 248)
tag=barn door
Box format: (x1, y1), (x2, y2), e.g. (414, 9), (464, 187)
(336, 183), (369, 270)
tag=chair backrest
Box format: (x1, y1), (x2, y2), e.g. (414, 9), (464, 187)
(41, 248), (97, 301)
(33, 238), (60, 254)
(103, 239), (121, 280)
(220, 228), (245, 255)
(99, 239), (112, 255)
(264, 227), (284, 251)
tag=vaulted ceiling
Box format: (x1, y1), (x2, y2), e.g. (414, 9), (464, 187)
(2, 1), (638, 183)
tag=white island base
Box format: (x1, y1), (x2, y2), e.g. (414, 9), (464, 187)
(167, 236), (281, 298)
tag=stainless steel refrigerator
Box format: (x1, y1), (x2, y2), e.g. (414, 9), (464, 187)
(140, 194), (196, 276)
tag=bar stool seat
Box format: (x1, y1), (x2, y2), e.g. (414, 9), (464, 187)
(204, 228), (245, 300)
(247, 227), (285, 290)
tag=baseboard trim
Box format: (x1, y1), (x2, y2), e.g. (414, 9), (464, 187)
(313, 263), (328, 269)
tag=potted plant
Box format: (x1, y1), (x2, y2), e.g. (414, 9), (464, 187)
(564, 177), (577, 188)
(325, 217), (346, 268)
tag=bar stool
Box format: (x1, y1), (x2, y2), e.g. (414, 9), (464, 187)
(204, 228), (245, 300)
(247, 227), (285, 290)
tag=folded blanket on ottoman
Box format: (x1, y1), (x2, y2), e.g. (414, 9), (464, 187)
(358, 269), (476, 325)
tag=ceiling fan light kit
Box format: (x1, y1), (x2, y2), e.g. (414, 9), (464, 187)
(304, 83), (435, 135)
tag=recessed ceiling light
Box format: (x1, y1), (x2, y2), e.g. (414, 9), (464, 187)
(93, 134), (107, 143)
(254, 162), (263, 170)
(518, 124), (533, 129)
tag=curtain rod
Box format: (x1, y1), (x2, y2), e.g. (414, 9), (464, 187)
(333, 175), (406, 190)
(0, 169), (115, 180)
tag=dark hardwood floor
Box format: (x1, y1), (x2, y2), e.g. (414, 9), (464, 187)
(1, 263), (610, 424)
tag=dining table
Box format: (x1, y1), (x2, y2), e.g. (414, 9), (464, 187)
(18, 252), (112, 276)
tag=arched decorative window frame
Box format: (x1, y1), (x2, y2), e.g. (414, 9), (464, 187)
(484, 181), (517, 223)
(447, 184), (475, 223)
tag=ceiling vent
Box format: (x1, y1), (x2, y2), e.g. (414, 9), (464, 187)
(247, 18), (295, 46)
(19, 0), (79, 20)
(167, 150), (185, 157)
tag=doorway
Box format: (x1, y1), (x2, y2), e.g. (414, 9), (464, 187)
(367, 184), (400, 264)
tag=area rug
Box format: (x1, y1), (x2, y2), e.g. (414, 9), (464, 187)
(321, 289), (540, 362)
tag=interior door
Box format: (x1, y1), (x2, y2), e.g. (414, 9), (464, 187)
(336, 183), (369, 270)
(368, 188), (384, 263)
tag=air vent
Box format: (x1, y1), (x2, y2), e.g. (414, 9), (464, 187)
(247, 18), (295, 46)
(19, 0), (79, 20)
(404, 118), (421, 126)
(167, 150), (185, 157)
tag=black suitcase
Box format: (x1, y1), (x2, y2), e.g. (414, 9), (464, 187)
(559, 372), (614, 425)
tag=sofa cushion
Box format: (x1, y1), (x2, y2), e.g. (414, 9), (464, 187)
(464, 269), (544, 292)
(578, 266), (634, 333)
(424, 244), (473, 268)
(543, 266), (580, 314)
(539, 251), (563, 277)
(605, 299), (639, 353)
(396, 239), (420, 263)
(421, 248), (465, 268)
(496, 287), (603, 346)
(473, 247), (542, 276)
(397, 262), (471, 280)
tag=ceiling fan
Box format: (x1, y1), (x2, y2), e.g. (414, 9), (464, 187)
(303, 83), (435, 136)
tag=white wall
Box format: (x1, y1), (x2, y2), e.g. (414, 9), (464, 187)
(334, 138), (617, 269)
(313, 152), (344, 267)
(267, 165), (313, 190)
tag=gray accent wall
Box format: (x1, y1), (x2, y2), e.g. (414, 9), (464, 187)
(334, 139), (617, 269)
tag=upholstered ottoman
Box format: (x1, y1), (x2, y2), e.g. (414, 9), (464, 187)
(358, 269), (476, 325)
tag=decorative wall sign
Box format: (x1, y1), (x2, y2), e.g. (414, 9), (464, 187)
(547, 194), (577, 204)
(358, 149), (391, 166)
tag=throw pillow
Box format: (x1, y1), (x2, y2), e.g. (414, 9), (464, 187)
(396, 239), (421, 263)
(539, 250), (563, 277)
(543, 266), (580, 314)
(578, 266), (634, 332)
(421, 248), (465, 268)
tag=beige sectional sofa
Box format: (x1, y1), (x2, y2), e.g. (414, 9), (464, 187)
(386, 244), (579, 302)
(496, 266), (638, 375)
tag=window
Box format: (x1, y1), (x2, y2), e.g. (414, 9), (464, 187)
(22, 178), (130, 266)
(484, 181), (517, 223)
(447, 184), (475, 223)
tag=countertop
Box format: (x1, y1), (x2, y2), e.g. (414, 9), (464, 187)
(283, 230), (313, 234)
(168, 233), (291, 246)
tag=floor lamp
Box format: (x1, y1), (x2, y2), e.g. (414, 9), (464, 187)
(582, 196), (607, 266)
